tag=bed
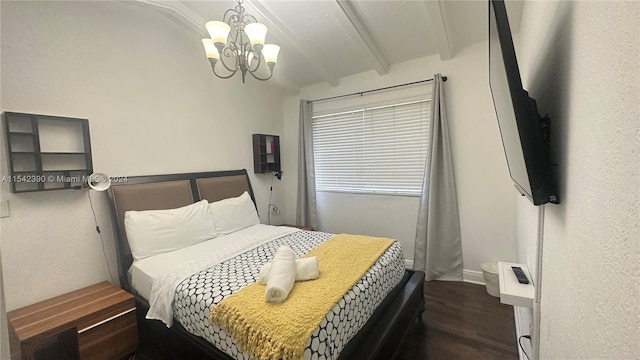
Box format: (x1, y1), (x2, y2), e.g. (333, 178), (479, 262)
(107, 169), (425, 360)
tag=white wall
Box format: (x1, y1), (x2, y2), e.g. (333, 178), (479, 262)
(0, 1), (8, 357)
(0, 248), (8, 360)
(282, 42), (519, 274)
(0, 0), (283, 319)
(515, 1), (639, 358)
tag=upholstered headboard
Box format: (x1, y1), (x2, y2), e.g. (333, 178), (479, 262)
(107, 169), (255, 290)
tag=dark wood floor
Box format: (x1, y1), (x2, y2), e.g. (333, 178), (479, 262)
(397, 280), (518, 360)
(134, 281), (518, 360)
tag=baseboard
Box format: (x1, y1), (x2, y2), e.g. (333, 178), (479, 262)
(463, 269), (484, 285)
(404, 266), (485, 284)
(403, 266), (486, 285)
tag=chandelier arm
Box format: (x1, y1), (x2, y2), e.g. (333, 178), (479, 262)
(247, 67), (274, 81)
(223, 9), (239, 24)
(218, 49), (240, 73)
(242, 14), (258, 24)
(247, 51), (263, 73)
(211, 64), (239, 79)
(228, 30), (240, 50)
(230, 27), (250, 57)
(218, 35), (240, 73)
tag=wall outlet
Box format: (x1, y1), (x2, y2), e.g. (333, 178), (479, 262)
(269, 204), (280, 216)
(0, 200), (9, 218)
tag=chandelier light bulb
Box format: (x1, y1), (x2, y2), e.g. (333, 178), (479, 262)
(262, 44), (280, 66)
(244, 23), (268, 52)
(201, 39), (220, 61)
(205, 21), (231, 49)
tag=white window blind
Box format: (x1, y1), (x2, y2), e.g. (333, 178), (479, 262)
(312, 99), (430, 195)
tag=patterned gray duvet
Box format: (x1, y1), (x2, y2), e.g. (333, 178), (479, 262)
(173, 230), (405, 360)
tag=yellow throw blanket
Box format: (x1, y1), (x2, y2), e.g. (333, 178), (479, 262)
(208, 234), (395, 360)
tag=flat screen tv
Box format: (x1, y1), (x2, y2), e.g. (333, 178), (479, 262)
(488, 0), (559, 205)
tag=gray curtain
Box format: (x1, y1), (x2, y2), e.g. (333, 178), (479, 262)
(296, 100), (319, 228)
(414, 74), (463, 281)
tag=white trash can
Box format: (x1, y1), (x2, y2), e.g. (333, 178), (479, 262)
(481, 262), (500, 297)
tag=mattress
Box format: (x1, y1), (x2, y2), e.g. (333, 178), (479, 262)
(131, 225), (405, 360)
(130, 224), (299, 301)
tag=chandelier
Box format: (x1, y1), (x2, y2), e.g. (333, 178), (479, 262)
(201, 0), (280, 83)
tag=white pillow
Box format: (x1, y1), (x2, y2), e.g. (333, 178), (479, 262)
(208, 191), (260, 235)
(124, 199), (218, 261)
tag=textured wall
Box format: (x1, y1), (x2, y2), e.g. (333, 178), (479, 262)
(0, 248), (8, 360)
(0, 1), (7, 357)
(282, 41), (519, 274)
(516, 1), (639, 358)
(0, 0), (283, 317)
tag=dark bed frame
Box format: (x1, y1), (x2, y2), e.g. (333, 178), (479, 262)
(107, 169), (425, 360)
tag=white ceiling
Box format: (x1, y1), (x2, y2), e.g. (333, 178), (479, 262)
(139, 0), (523, 92)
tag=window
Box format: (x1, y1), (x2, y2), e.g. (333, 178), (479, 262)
(312, 99), (430, 196)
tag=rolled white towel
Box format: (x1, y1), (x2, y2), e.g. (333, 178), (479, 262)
(265, 246), (296, 303)
(258, 257), (319, 285)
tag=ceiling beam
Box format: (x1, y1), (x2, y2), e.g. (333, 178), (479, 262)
(333, 0), (388, 76)
(133, 0), (207, 37)
(421, 1), (453, 61)
(244, 0), (340, 87)
(131, 0), (299, 93)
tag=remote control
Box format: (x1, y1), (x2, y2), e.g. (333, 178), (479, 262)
(511, 266), (529, 284)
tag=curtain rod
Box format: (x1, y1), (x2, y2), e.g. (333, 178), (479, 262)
(309, 76), (447, 103)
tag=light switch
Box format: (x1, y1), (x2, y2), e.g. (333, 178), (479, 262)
(1, 200), (9, 218)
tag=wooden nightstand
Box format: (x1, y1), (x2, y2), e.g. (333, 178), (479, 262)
(279, 224), (314, 231)
(7, 281), (137, 360)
